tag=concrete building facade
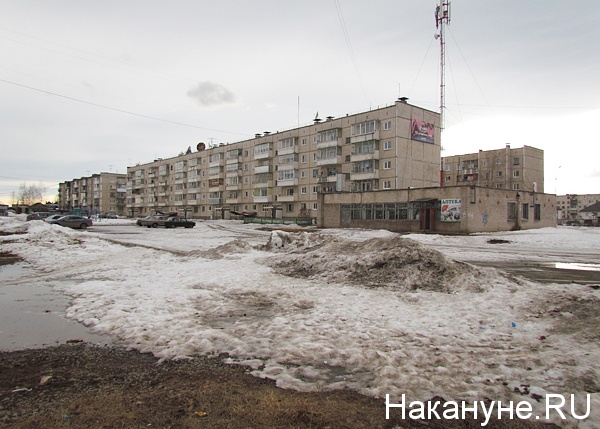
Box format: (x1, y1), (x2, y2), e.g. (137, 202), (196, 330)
(126, 99), (441, 220)
(556, 193), (600, 225)
(441, 145), (544, 193)
(319, 185), (556, 234)
(58, 172), (127, 216)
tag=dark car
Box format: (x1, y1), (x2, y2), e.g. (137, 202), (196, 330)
(164, 217), (195, 228)
(46, 215), (93, 229)
(26, 212), (53, 221)
(140, 215), (167, 228)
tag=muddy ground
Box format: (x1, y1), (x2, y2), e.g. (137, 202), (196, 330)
(0, 344), (559, 429)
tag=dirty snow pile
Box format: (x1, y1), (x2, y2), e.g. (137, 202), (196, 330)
(1, 217), (598, 427)
(261, 230), (494, 293)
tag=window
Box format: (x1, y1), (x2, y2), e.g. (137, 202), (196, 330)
(445, 176), (451, 183)
(513, 157), (520, 165)
(301, 138), (307, 146)
(301, 154), (306, 163)
(383, 121), (392, 130)
(513, 184), (520, 190)
(301, 187), (307, 194)
(507, 202), (517, 221)
(301, 170), (306, 178)
(383, 141), (392, 151)
(312, 186), (318, 193)
(286, 204), (294, 213)
(522, 203), (529, 220)
(534, 204), (541, 221)
(496, 171), (503, 177)
(312, 203), (318, 210)
(312, 169), (319, 177)
(513, 170), (520, 178)
(351, 120), (376, 136)
(496, 158), (503, 165)
(383, 161), (392, 170)
(383, 180), (391, 189)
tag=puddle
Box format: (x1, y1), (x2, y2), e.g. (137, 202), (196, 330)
(554, 263), (600, 272)
(0, 262), (114, 351)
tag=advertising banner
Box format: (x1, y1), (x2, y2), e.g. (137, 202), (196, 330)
(441, 199), (461, 222)
(411, 120), (435, 144)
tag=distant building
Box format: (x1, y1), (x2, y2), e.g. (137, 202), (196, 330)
(556, 193), (600, 225)
(58, 172), (127, 216)
(441, 145), (544, 192)
(0, 204), (8, 216)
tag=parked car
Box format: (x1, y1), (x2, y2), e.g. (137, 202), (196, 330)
(45, 214), (65, 222)
(136, 215), (153, 226)
(26, 212), (53, 221)
(140, 215), (168, 228)
(164, 217), (196, 228)
(46, 215), (93, 229)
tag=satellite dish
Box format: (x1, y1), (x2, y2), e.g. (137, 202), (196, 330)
(197, 142), (206, 151)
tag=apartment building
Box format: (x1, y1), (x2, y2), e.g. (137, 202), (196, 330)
(556, 193), (600, 225)
(58, 172), (127, 216)
(441, 145), (544, 192)
(126, 99), (441, 219)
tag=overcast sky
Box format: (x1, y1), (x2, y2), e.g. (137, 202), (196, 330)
(1, 0), (599, 203)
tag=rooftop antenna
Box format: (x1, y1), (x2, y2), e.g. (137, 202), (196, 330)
(435, 0), (451, 131)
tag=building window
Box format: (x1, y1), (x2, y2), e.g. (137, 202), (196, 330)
(522, 203), (529, 220)
(351, 120), (376, 136)
(513, 170), (520, 178)
(312, 186), (318, 193)
(301, 187), (307, 194)
(383, 180), (391, 189)
(534, 204), (541, 221)
(286, 204), (294, 212)
(496, 171), (503, 177)
(513, 157), (520, 165)
(445, 176), (451, 182)
(301, 170), (306, 178)
(507, 202), (517, 221)
(312, 203), (318, 210)
(383, 161), (392, 170)
(383, 141), (392, 151)
(301, 154), (306, 163)
(513, 184), (520, 190)
(301, 138), (307, 146)
(445, 163), (451, 171)
(312, 169), (319, 177)
(383, 121), (392, 130)
(496, 158), (503, 165)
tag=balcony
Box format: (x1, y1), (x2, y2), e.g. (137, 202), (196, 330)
(254, 165), (272, 174)
(316, 138), (342, 150)
(253, 180), (273, 188)
(208, 197), (222, 205)
(276, 177), (298, 187)
(254, 150), (272, 160)
(350, 170), (379, 181)
(209, 159), (225, 168)
(253, 195), (272, 203)
(349, 130), (379, 144)
(315, 155), (342, 166)
(277, 195), (295, 202)
(225, 197), (239, 204)
(350, 150), (379, 162)
(225, 183), (241, 191)
(278, 146), (296, 156)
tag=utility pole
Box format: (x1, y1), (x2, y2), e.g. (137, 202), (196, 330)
(435, 1), (451, 131)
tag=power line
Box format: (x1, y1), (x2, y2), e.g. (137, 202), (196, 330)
(0, 78), (249, 137)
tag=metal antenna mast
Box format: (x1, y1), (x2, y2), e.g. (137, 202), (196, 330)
(435, 0), (451, 131)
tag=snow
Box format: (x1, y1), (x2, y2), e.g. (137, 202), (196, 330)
(1, 217), (598, 427)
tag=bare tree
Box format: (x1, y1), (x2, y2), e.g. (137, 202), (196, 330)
(15, 183), (46, 206)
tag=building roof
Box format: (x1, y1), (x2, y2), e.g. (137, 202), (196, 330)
(580, 202), (600, 213)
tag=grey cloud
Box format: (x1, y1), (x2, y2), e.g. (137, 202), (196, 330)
(187, 81), (237, 108)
